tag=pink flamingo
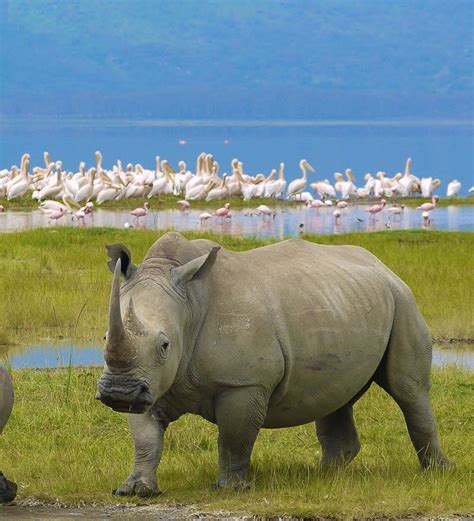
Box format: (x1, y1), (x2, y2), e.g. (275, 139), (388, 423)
(256, 204), (276, 219)
(130, 202), (150, 224)
(199, 212), (213, 224)
(417, 195), (438, 212)
(177, 200), (191, 212)
(48, 207), (66, 224)
(365, 199), (386, 219)
(215, 203), (230, 222)
(306, 200), (324, 209)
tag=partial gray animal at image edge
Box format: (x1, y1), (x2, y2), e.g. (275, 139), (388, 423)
(96, 231), (454, 497)
(0, 364), (17, 502)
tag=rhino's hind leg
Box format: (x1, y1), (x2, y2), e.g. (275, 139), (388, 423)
(113, 411), (166, 498)
(374, 288), (453, 470)
(376, 376), (453, 470)
(316, 404), (361, 467)
(215, 386), (269, 489)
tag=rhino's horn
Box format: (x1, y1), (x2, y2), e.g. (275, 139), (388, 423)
(105, 259), (136, 368)
(124, 298), (146, 336)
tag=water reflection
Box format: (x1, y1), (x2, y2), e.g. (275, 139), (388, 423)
(2, 344), (104, 369)
(0, 204), (473, 238)
(2, 343), (472, 371)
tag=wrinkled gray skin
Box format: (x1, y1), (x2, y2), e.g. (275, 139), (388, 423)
(0, 364), (17, 502)
(96, 232), (453, 497)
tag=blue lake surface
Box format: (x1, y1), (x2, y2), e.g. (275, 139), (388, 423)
(1, 120), (473, 194)
(3, 343), (472, 371)
(1, 204), (473, 237)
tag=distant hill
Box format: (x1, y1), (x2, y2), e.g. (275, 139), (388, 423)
(1, 0), (473, 119)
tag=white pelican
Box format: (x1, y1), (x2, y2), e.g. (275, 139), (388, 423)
(7, 157), (31, 200)
(399, 158), (415, 196)
(35, 164), (63, 201)
(96, 184), (121, 204)
(75, 169), (96, 202)
(287, 160), (315, 198)
(446, 180), (461, 197)
(272, 163), (287, 198)
(311, 179), (336, 199)
(206, 174), (228, 201)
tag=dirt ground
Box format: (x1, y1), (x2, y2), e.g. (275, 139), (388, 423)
(0, 499), (254, 520)
(0, 500), (473, 521)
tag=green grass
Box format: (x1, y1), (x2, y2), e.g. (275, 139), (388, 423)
(0, 366), (472, 517)
(1, 194), (299, 211)
(0, 228), (472, 346)
(1, 195), (473, 211)
(394, 196), (474, 207)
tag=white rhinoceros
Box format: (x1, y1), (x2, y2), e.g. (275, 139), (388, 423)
(96, 232), (452, 496)
(0, 364), (16, 502)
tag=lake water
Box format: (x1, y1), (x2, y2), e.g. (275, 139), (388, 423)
(1, 204), (473, 238)
(1, 120), (473, 194)
(2, 343), (472, 371)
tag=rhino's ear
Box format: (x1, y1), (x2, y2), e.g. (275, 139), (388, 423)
(106, 243), (137, 280)
(171, 246), (220, 286)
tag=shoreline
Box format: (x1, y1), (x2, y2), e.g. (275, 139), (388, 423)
(0, 195), (473, 212)
(2, 497), (472, 520)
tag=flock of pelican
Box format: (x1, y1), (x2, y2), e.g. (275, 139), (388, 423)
(0, 151), (470, 226)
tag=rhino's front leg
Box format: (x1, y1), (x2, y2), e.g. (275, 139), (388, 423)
(215, 386), (269, 489)
(114, 410), (167, 497)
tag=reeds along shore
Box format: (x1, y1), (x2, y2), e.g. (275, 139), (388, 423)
(0, 229), (472, 346)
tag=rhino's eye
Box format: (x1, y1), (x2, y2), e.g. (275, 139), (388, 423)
(157, 332), (170, 361)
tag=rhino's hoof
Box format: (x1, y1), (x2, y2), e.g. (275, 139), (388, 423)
(423, 456), (456, 472)
(113, 479), (161, 498)
(0, 472), (17, 503)
(213, 479), (250, 491)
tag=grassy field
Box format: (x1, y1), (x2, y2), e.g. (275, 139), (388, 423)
(0, 228), (472, 346)
(1, 194), (473, 211)
(0, 366), (472, 517)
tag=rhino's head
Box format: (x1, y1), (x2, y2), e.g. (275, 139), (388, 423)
(96, 238), (219, 414)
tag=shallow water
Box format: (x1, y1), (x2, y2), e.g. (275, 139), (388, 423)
(1, 204), (473, 238)
(2, 343), (472, 371)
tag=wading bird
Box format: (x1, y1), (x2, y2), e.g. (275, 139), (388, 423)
(417, 196), (438, 212)
(130, 202), (150, 223)
(365, 199), (386, 219)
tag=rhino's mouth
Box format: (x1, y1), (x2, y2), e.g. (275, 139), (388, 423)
(96, 375), (153, 414)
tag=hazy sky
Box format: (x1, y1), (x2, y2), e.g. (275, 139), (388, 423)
(1, 0), (473, 117)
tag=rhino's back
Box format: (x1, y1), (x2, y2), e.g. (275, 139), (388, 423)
(195, 239), (398, 427)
